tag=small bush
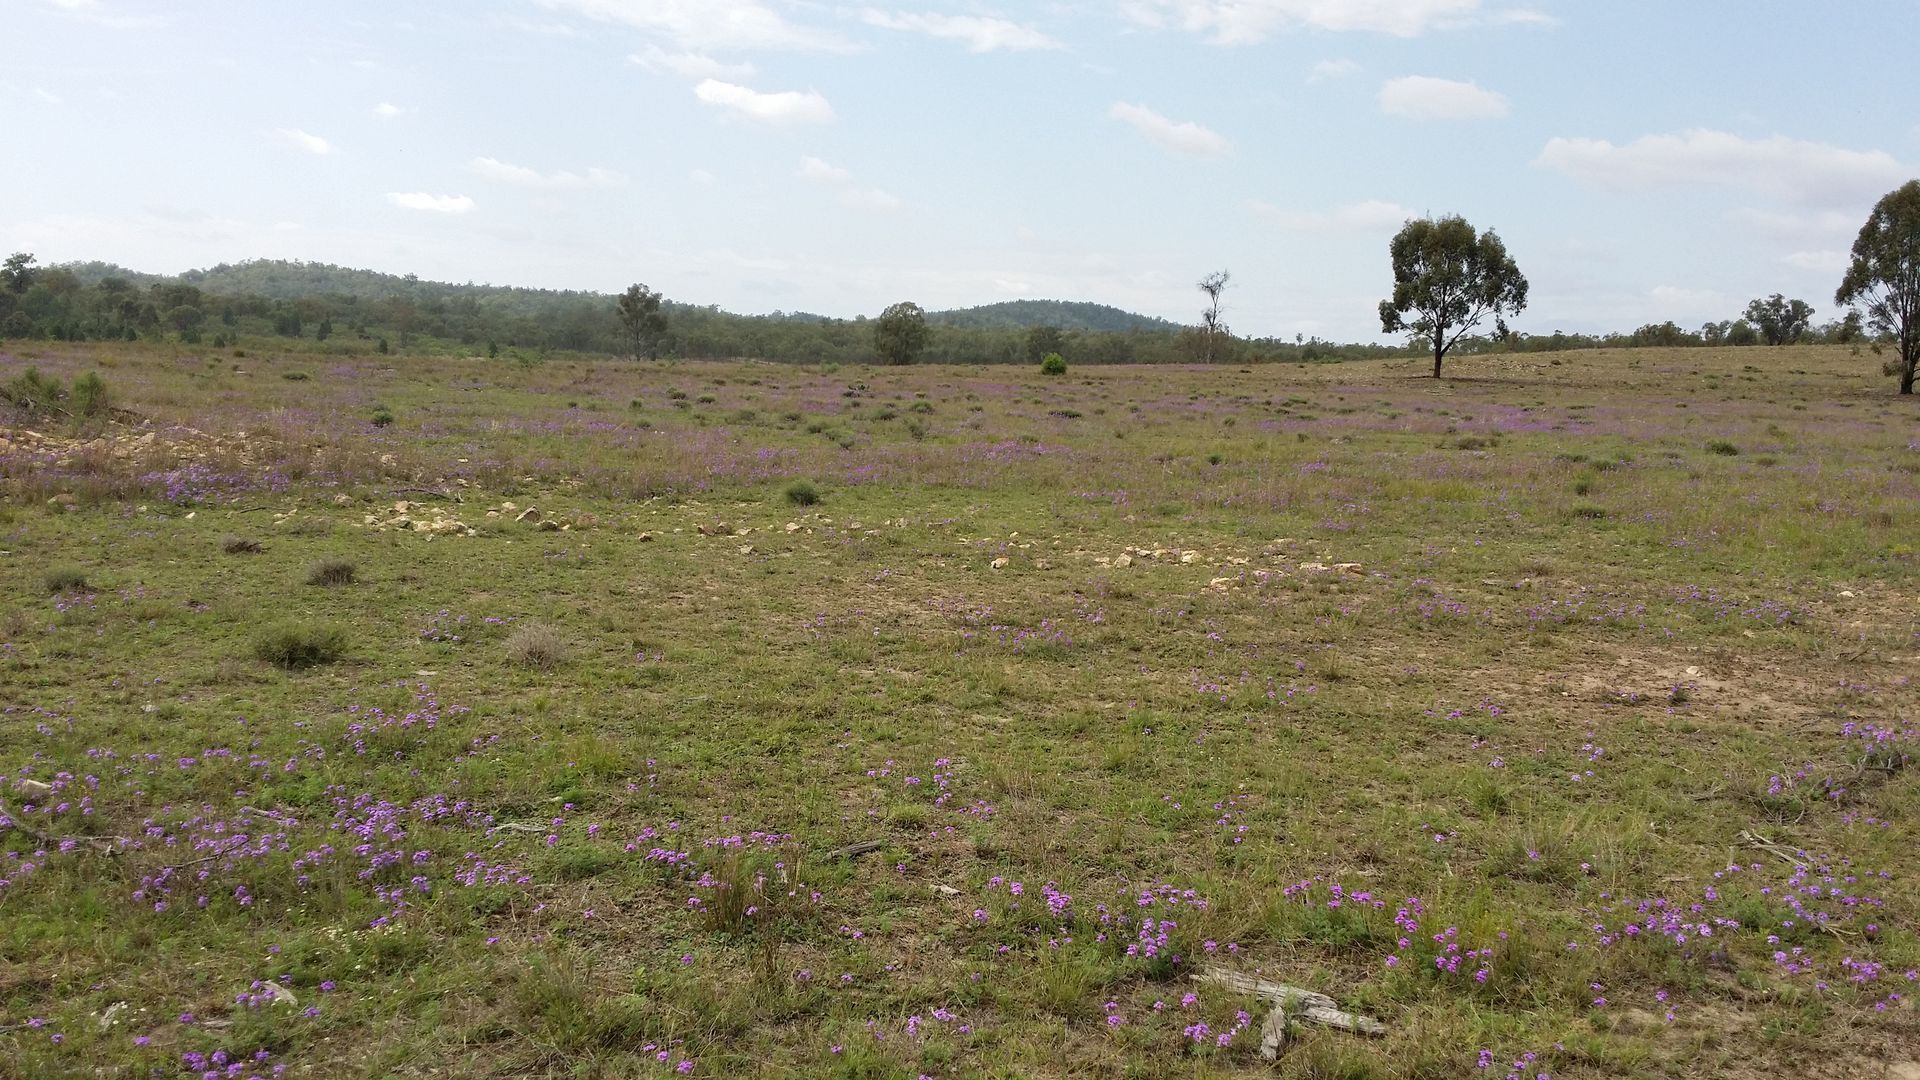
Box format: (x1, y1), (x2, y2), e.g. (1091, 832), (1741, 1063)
(370, 407), (395, 428)
(282, 371), (311, 382)
(506, 623), (568, 670)
(1707, 440), (1740, 456)
(1039, 352), (1067, 376)
(784, 480), (820, 506)
(254, 621), (349, 669)
(69, 372), (110, 418)
(43, 566), (88, 594)
(221, 535), (263, 555)
(306, 559), (357, 586)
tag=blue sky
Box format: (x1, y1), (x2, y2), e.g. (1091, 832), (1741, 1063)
(4, 0), (1916, 341)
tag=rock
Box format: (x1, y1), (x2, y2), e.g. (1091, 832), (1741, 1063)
(333, 493), (352, 506)
(47, 493), (76, 508)
(637, 531), (654, 542)
(537, 520), (562, 532)
(1181, 551), (1199, 564)
(98, 1002), (129, 1031)
(737, 544), (755, 555)
(1113, 553), (1133, 568)
(991, 557), (1009, 569)
(15, 778), (52, 797)
(515, 507), (541, 523)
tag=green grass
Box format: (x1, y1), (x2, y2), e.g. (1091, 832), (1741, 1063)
(1, 341), (1917, 1077)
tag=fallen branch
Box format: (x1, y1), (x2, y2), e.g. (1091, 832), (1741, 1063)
(0, 799), (125, 853)
(1192, 968), (1386, 1039)
(392, 486), (461, 503)
(1739, 829), (1808, 869)
(486, 822), (549, 836)
(822, 839), (886, 861)
(160, 836), (250, 872)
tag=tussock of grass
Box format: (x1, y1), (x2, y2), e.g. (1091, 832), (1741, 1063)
(505, 623), (568, 669)
(305, 559), (357, 586)
(252, 620), (349, 669)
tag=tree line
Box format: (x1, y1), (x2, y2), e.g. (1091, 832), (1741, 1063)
(2, 178), (1915, 391)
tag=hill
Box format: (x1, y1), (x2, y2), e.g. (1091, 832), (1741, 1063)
(929, 299), (1180, 333)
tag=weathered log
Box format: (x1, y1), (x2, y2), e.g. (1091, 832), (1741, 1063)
(822, 839), (886, 860)
(1192, 968), (1386, 1037)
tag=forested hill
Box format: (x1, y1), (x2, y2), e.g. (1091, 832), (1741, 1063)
(927, 300), (1180, 333)
(27, 256), (1411, 364)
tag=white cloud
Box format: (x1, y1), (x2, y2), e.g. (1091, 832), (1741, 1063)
(535, 0), (848, 51)
(689, 168), (718, 186)
(797, 156), (852, 182)
(1248, 198), (1415, 229)
(1306, 58), (1359, 83)
(271, 128), (334, 155)
(33, 87), (64, 105)
(1643, 284), (1735, 313)
(1378, 76), (1509, 120)
(630, 44), (757, 79)
(859, 10), (1060, 52)
(1782, 250), (1851, 273)
(693, 79), (834, 124)
(840, 188), (903, 211)
(1537, 129), (1910, 207)
(386, 192), (475, 214)
(471, 156), (627, 189)
(1120, 0), (1549, 43)
(41, 0), (161, 30)
(1108, 101), (1230, 157)
(372, 102), (403, 118)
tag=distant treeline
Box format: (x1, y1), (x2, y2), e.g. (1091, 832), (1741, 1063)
(0, 256), (1866, 365)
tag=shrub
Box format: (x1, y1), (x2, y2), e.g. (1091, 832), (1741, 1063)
(1039, 352), (1067, 376)
(221, 535), (263, 555)
(370, 407), (395, 428)
(43, 566), (88, 594)
(1707, 440), (1740, 456)
(69, 372), (110, 418)
(282, 371), (311, 381)
(305, 559), (357, 586)
(254, 621), (349, 669)
(506, 623), (568, 670)
(784, 480), (820, 506)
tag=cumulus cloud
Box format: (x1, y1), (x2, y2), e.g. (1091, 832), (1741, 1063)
(630, 44), (757, 79)
(471, 156), (627, 189)
(1119, 0), (1549, 43)
(1782, 250), (1851, 273)
(797, 156), (852, 182)
(1378, 76), (1509, 120)
(371, 102), (403, 118)
(386, 192), (475, 214)
(535, 0), (848, 51)
(859, 10), (1060, 52)
(796, 156), (900, 211)
(1108, 102), (1230, 157)
(271, 128), (334, 155)
(1248, 198), (1416, 229)
(1306, 58), (1359, 83)
(839, 187), (903, 211)
(1536, 129), (1909, 206)
(694, 79), (834, 124)
(41, 0), (162, 30)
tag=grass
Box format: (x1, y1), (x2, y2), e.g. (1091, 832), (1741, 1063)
(1, 341), (1917, 1077)
(251, 619), (350, 668)
(304, 558), (356, 586)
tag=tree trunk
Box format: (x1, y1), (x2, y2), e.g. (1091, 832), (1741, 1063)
(1432, 338), (1444, 379)
(1902, 356), (1915, 395)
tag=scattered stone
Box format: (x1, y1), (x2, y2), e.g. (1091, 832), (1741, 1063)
(991, 557), (1010, 569)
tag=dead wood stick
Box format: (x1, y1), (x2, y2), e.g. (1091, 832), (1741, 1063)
(823, 839), (886, 860)
(1192, 968), (1386, 1037)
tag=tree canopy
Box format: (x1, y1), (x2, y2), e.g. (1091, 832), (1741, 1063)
(873, 301), (930, 365)
(615, 283), (668, 360)
(1744, 294), (1815, 346)
(1836, 180), (1920, 394)
(1378, 216), (1528, 378)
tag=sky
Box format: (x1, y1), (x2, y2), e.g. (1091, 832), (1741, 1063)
(3, 0), (1917, 342)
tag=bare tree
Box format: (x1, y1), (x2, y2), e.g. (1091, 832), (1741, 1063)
(1197, 270), (1230, 363)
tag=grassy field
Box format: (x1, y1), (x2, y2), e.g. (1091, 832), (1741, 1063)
(2, 341), (1917, 1078)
